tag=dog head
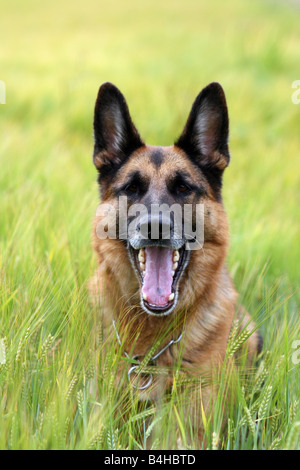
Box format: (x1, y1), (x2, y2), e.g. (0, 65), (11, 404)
(92, 82), (230, 316)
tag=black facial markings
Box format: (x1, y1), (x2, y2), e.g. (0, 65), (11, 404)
(115, 170), (149, 198)
(199, 164), (223, 202)
(167, 170), (205, 199)
(176, 155), (223, 202)
(150, 148), (164, 168)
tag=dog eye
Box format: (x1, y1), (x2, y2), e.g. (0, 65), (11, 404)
(177, 183), (189, 193)
(125, 183), (138, 194)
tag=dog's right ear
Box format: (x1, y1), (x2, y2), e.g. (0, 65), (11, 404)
(175, 82), (230, 171)
(93, 82), (144, 176)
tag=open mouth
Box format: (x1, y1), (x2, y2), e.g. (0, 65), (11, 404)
(129, 244), (190, 316)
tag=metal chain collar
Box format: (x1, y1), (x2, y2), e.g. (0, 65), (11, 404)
(112, 320), (184, 390)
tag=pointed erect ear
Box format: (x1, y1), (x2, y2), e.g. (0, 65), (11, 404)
(93, 82), (144, 174)
(175, 82), (230, 170)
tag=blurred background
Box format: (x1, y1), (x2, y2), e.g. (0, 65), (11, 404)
(0, 0), (300, 332)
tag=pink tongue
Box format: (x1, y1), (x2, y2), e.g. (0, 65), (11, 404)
(142, 246), (174, 307)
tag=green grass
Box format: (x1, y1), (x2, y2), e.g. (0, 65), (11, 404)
(0, 0), (299, 450)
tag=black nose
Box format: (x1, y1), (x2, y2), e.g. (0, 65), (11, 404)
(138, 212), (174, 240)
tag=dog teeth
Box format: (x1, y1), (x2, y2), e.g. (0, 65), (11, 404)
(143, 293), (148, 301)
(172, 262), (178, 271)
(171, 270), (175, 277)
(168, 293), (174, 301)
(173, 250), (179, 262)
(139, 249), (146, 270)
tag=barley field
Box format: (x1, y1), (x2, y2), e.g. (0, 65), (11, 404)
(0, 0), (299, 450)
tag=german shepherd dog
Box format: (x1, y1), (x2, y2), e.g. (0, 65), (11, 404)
(90, 82), (262, 442)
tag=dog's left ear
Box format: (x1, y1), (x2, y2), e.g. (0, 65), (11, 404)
(93, 82), (144, 174)
(175, 82), (230, 170)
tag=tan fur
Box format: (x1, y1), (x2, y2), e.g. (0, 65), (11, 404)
(90, 144), (261, 443)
